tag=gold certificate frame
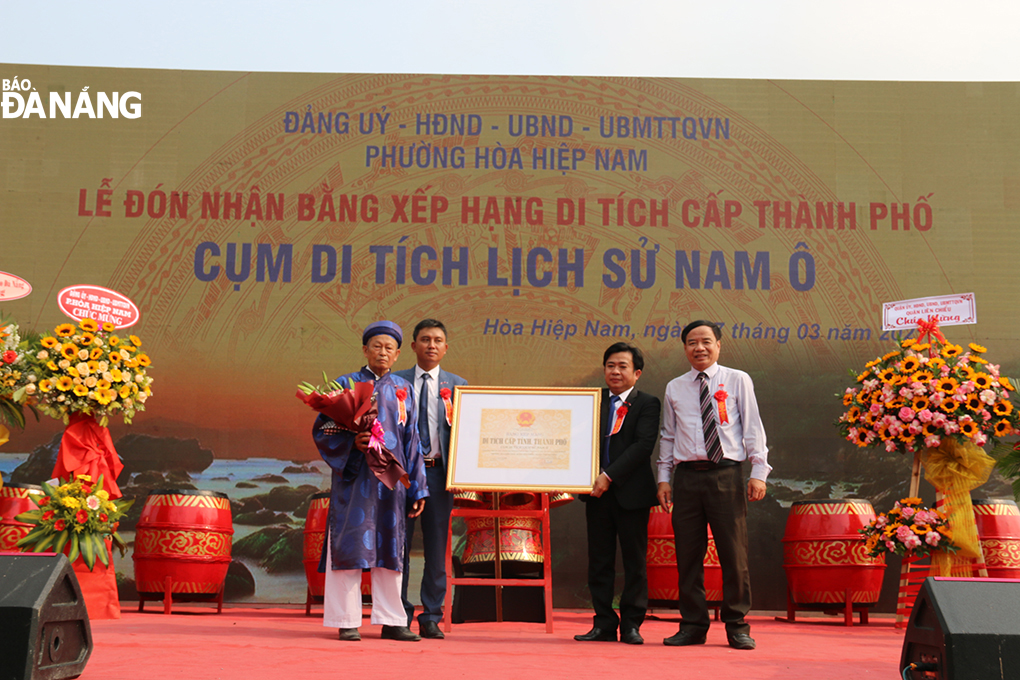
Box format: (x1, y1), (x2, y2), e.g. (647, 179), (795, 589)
(446, 386), (602, 493)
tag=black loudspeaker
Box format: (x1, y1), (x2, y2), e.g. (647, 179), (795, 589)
(0, 553), (92, 680)
(901, 576), (1020, 680)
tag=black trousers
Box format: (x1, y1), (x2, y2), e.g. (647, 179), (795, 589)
(671, 464), (751, 636)
(585, 487), (651, 632)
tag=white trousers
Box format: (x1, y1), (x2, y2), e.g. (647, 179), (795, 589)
(322, 536), (406, 629)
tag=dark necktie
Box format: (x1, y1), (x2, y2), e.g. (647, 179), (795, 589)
(697, 372), (723, 463)
(419, 373), (432, 456)
(603, 394), (619, 467)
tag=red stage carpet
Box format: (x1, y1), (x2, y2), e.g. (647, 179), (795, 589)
(82, 607), (906, 679)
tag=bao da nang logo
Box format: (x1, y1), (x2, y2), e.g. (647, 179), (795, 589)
(2, 76), (141, 119)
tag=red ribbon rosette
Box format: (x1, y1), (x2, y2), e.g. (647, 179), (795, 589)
(714, 387), (729, 424)
(395, 388), (408, 425)
(296, 379), (410, 490)
(610, 403), (629, 435)
(440, 387), (453, 426)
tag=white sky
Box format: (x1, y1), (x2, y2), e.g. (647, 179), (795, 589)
(3, 1), (1020, 81)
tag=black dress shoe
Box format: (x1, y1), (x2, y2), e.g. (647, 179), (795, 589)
(381, 625), (421, 641)
(727, 633), (756, 650)
(338, 628), (361, 641)
(573, 627), (618, 642)
(620, 629), (644, 645)
(420, 621), (445, 639)
(663, 630), (707, 646)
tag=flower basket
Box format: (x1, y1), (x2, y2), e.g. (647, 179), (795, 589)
(15, 474), (132, 619)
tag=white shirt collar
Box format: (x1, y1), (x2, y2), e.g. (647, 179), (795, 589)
(610, 386), (635, 403)
(414, 364), (441, 382)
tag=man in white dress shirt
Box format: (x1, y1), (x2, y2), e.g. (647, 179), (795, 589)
(395, 319), (467, 639)
(656, 320), (771, 650)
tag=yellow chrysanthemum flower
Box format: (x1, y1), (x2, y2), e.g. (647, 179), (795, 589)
(46, 360), (58, 371)
(911, 396), (930, 411)
(39, 380), (52, 393)
(911, 370), (934, 383)
(965, 395), (983, 411)
(958, 365), (976, 381)
(102, 322), (115, 332)
(877, 368), (896, 383)
(941, 343), (963, 358)
(108, 352), (122, 364)
(79, 319), (99, 333)
(55, 323), (76, 337)
(136, 353), (151, 367)
(901, 339), (917, 348)
(96, 379), (111, 390)
(912, 343), (931, 352)
(940, 399), (960, 413)
(119, 384), (133, 399)
(60, 343), (78, 360)
(62, 496), (80, 509)
(41, 336), (59, 349)
(856, 371), (871, 383)
(882, 350), (901, 361)
(129, 335), (142, 347)
(928, 357), (946, 370)
(900, 357), (921, 373)
(969, 343), (987, 354)
(89, 347), (104, 360)
(79, 332), (95, 346)
(959, 421), (979, 438)
(994, 420), (1013, 437)
(109, 336), (120, 346)
(865, 359), (880, 369)
(73, 384), (89, 397)
(1000, 377), (1015, 391)
(95, 389), (113, 406)
(847, 406), (862, 421)
(922, 422), (940, 436)
(971, 356), (988, 365)
(56, 376), (74, 391)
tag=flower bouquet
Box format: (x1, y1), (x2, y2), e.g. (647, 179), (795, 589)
(15, 318), (153, 427)
(0, 318), (37, 443)
(859, 497), (956, 559)
(15, 474), (134, 570)
(297, 373), (410, 490)
(837, 336), (1018, 455)
(12, 317), (154, 499)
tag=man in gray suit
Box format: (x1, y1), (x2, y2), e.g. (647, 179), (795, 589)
(395, 319), (467, 639)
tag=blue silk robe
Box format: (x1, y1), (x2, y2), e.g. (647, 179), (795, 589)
(313, 367), (427, 571)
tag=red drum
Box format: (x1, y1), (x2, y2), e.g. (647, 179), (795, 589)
(0, 483), (43, 551)
(462, 495), (542, 564)
(782, 499), (886, 607)
(303, 491), (370, 598)
(646, 506), (722, 603)
(548, 492), (574, 509)
(453, 491), (488, 508)
(973, 499), (1020, 579)
(500, 491), (537, 508)
(133, 490), (233, 595)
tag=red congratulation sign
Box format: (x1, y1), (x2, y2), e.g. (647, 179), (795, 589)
(0, 271), (32, 301)
(57, 285), (140, 329)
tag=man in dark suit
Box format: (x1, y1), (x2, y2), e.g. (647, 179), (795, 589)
(575, 342), (661, 645)
(395, 319), (468, 640)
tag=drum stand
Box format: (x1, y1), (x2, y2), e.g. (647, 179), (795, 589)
(443, 492), (554, 633)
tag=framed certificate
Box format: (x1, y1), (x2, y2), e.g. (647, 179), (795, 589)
(446, 386), (602, 493)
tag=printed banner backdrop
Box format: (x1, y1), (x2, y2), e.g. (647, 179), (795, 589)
(2, 65), (1018, 609)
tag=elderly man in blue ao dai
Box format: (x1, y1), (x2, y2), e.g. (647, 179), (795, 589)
(312, 320), (428, 642)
